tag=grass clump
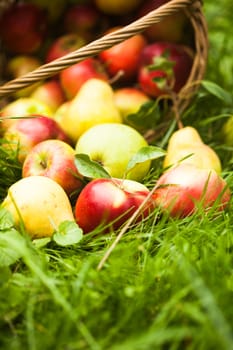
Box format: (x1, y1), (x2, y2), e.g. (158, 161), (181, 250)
(1, 207), (233, 350)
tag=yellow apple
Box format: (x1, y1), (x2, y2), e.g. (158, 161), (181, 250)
(2, 176), (75, 239)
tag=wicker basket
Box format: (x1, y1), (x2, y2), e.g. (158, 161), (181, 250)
(0, 0), (208, 128)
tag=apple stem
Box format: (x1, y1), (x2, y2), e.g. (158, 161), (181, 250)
(97, 183), (159, 271)
(108, 70), (125, 84)
(40, 159), (47, 169)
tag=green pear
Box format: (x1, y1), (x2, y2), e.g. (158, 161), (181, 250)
(163, 126), (222, 174)
(65, 78), (122, 143)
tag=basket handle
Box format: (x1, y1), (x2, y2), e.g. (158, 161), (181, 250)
(0, 0), (199, 100)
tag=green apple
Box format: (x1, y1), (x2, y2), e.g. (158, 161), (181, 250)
(2, 176), (75, 239)
(75, 123), (151, 181)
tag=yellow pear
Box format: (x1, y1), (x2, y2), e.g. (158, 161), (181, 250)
(64, 78), (122, 143)
(2, 176), (75, 239)
(163, 126), (222, 174)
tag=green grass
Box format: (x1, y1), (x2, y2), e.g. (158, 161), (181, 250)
(1, 1), (233, 349)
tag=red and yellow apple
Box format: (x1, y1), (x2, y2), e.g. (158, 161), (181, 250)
(59, 58), (108, 100)
(30, 79), (65, 113)
(3, 115), (72, 162)
(114, 87), (151, 121)
(74, 177), (155, 234)
(22, 139), (84, 195)
(45, 33), (86, 63)
(0, 97), (53, 132)
(153, 163), (231, 218)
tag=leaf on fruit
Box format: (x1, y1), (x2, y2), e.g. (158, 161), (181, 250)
(0, 229), (26, 267)
(201, 80), (233, 105)
(53, 220), (83, 246)
(149, 51), (175, 77)
(126, 145), (166, 173)
(152, 76), (169, 91)
(75, 153), (111, 179)
(126, 100), (161, 130)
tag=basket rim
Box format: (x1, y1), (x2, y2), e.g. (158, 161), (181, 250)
(0, 0), (207, 101)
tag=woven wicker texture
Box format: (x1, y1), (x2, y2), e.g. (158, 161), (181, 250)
(0, 0), (208, 114)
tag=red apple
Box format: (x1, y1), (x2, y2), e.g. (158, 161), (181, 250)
(137, 42), (194, 97)
(99, 27), (147, 83)
(59, 58), (109, 99)
(74, 177), (155, 234)
(63, 3), (103, 42)
(137, 0), (189, 43)
(153, 163), (231, 218)
(45, 33), (86, 63)
(22, 139), (83, 195)
(0, 2), (48, 54)
(3, 115), (72, 162)
(30, 79), (66, 112)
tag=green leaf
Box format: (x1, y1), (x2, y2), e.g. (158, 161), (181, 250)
(0, 229), (26, 267)
(150, 51), (175, 75)
(126, 100), (161, 130)
(75, 153), (111, 179)
(53, 220), (83, 247)
(152, 76), (168, 91)
(0, 207), (14, 230)
(126, 145), (166, 173)
(32, 237), (52, 248)
(0, 266), (12, 285)
(201, 80), (233, 105)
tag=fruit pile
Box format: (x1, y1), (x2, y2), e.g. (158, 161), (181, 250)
(0, 0), (231, 240)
